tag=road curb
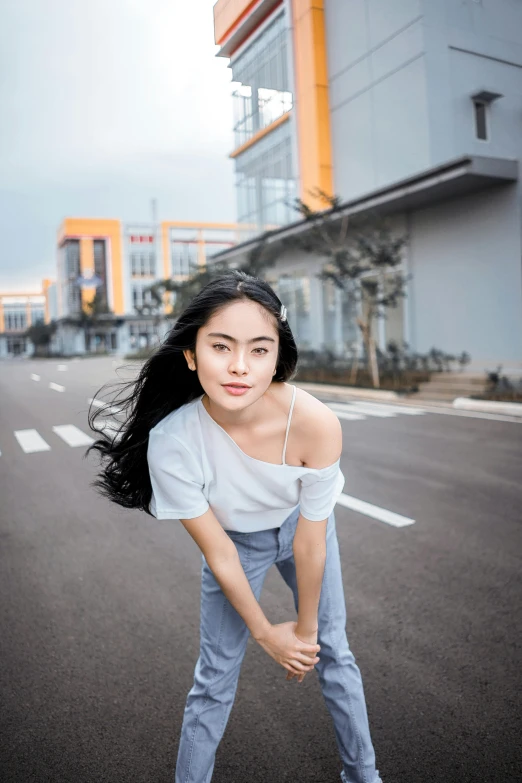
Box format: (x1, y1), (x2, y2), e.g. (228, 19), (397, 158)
(453, 397), (522, 417)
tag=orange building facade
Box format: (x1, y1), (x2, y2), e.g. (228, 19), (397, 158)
(213, 0), (333, 230)
(57, 218), (248, 318)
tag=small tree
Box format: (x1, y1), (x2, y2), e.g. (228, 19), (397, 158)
(288, 191), (409, 388)
(79, 289), (113, 352)
(25, 320), (57, 357)
(144, 232), (280, 319)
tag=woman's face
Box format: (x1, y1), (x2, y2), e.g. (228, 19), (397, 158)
(184, 300), (280, 407)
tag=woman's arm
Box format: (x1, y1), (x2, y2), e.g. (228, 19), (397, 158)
(293, 399), (343, 634)
(180, 507), (321, 675)
(293, 515), (328, 634)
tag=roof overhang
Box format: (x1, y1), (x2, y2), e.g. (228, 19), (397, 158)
(214, 0), (283, 58)
(212, 154), (519, 264)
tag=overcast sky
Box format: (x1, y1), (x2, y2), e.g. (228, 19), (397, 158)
(0, 0), (236, 291)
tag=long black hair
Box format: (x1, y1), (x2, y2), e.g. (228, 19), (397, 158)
(86, 270), (299, 514)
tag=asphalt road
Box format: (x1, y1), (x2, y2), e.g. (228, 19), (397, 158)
(1, 356), (521, 783)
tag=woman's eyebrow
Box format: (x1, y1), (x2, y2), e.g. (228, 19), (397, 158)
(206, 332), (276, 344)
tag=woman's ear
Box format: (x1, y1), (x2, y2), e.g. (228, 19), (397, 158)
(183, 349), (196, 371)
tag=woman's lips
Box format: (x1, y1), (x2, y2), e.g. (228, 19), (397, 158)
(222, 385), (250, 396)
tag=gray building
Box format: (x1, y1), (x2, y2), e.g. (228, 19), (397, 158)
(212, 0), (522, 372)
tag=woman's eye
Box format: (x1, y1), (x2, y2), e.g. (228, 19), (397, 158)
(212, 344), (267, 355)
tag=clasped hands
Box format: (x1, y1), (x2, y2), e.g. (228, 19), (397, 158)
(256, 620), (320, 685)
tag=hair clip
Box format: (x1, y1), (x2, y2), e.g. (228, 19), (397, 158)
(280, 304), (287, 322)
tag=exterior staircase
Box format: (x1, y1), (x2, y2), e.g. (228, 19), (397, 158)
(409, 372), (486, 402)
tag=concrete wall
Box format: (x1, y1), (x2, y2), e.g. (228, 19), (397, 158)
(406, 183), (522, 368)
(325, 0), (429, 200)
(423, 0), (522, 166)
(325, 0), (522, 198)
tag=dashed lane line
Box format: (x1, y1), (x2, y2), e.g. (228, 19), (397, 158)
(30, 374), (40, 381)
(337, 493), (415, 527)
(14, 429), (51, 454)
(49, 382), (65, 392)
(52, 425), (94, 447)
(57, 364), (68, 372)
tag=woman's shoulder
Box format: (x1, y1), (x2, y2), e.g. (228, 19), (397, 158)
(149, 396), (201, 443)
(292, 386), (343, 469)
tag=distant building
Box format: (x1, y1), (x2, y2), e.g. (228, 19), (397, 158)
(211, 0), (522, 370)
(0, 288), (51, 358)
(56, 218), (247, 319)
(43, 217), (250, 356)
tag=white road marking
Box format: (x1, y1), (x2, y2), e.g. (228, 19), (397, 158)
(331, 401), (426, 416)
(330, 402), (396, 418)
(92, 419), (123, 441)
(57, 364), (67, 371)
(49, 382), (65, 392)
(14, 429), (51, 453)
(337, 493), (415, 527)
(334, 411), (367, 421)
(52, 425), (94, 447)
(30, 374), (40, 381)
(88, 398), (123, 415)
(325, 398), (521, 424)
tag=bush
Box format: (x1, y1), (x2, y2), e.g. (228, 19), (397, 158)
(294, 343), (471, 393)
(473, 366), (522, 402)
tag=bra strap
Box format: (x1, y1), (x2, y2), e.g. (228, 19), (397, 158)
(281, 385), (297, 465)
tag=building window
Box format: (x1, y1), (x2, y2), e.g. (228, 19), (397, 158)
(5, 311), (27, 331)
(131, 251), (156, 277)
(473, 101), (488, 141)
(235, 120), (296, 231)
(170, 243), (197, 276)
(231, 12), (293, 147)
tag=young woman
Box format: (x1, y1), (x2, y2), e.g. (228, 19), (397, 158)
(88, 271), (382, 783)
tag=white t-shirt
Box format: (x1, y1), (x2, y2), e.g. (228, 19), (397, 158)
(147, 387), (345, 532)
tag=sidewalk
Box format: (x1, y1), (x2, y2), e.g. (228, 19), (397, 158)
(295, 381), (522, 417)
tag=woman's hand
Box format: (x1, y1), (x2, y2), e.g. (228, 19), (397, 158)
(286, 627), (319, 683)
(256, 621), (320, 675)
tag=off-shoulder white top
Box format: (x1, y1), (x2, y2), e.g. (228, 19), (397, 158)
(147, 386), (345, 532)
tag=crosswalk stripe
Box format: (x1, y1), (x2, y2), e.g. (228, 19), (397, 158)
(329, 402), (396, 418)
(331, 400), (426, 416)
(49, 382), (65, 392)
(92, 419), (123, 441)
(52, 425), (94, 447)
(334, 411), (367, 421)
(88, 398), (123, 416)
(337, 493), (415, 527)
(14, 429), (51, 453)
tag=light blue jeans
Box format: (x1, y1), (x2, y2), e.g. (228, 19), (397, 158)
(175, 505), (382, 783)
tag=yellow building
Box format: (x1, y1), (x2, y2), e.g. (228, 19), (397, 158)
(57, 218), (250, 318)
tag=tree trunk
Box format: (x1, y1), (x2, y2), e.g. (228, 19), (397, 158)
(368, 335), (380, 388)
(356, 316), (380, 388)
(349, 342), (360, 385)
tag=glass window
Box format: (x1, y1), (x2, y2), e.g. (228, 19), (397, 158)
(231, 12), (293, 147)
(235, 120), (296, 232)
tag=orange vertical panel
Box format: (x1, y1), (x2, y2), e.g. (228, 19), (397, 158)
(80, 238), (96, 310)
(109, 226), (124, 315)
(291, 0), (333, 211)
